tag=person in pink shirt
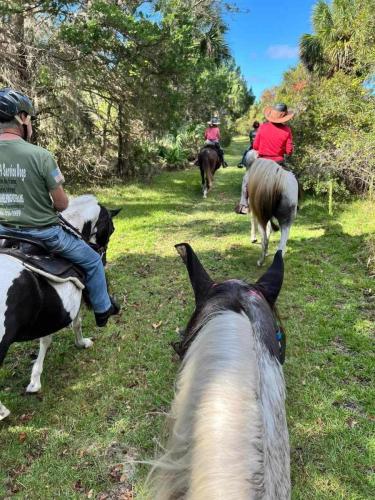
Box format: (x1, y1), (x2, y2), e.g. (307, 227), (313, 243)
(235, 103), (295, 214)
(202, 117), (227, 167)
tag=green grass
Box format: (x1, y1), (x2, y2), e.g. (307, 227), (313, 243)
(1, 135), (374, 499)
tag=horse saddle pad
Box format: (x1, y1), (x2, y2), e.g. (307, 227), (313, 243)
(0, 235), (85, 289)
(202, 143), (219, 151)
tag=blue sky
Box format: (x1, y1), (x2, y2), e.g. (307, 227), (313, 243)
(224, 0), (317, 99)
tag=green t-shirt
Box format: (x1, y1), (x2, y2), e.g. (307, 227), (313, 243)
(0, 138), (64, 227)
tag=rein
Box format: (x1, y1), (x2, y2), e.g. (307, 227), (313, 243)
(58, 213), (107, 258)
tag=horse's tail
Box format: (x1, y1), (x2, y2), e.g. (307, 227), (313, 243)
(146, 311), (268, 500)
(248, 160), (287, 230)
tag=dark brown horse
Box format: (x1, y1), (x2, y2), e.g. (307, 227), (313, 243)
(197, 146), (221, 198)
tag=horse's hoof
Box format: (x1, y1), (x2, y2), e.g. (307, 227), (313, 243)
(251, 239), (257, 243)
(0, 404), (10, 421)
(257, 259), (264, 267)
(76, 338), (93, 349)
(26, 381), (41, 393)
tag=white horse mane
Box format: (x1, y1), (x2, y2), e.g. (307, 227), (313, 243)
(147, 310), (290, 499)
(62, 195), (101, 231)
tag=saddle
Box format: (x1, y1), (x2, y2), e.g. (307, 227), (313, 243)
(0, 235), (85, 289)
(201, 142), (220, 153)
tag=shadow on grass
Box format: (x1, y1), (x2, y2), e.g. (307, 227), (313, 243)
(1, 193), (373, 498)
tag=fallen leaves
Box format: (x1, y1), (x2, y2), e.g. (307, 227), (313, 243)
(18, 432), (27, 443)
(109, 463), (128, 483)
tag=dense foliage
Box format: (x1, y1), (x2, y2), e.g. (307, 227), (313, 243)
(0, 0), (253, 182)
(238, 0), (374, 196)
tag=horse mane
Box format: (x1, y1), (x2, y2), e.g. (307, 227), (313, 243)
(248, 160), (288, 229)
(147, 308), (289, 499)
(62, 195), (101, 231)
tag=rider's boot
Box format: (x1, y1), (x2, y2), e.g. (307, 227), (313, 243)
(95, 296), (120, 327)
(220, 151), (228, 168)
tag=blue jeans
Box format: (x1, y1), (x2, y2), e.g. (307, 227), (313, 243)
(0, 224), (111, 313)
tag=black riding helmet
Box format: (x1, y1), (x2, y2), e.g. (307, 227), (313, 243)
(0, 88), (34, 122)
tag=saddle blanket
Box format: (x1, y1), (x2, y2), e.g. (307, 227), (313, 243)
(0, 250), (85, 290)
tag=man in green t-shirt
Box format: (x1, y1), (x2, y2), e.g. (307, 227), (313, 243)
(0, 88), (119, 326)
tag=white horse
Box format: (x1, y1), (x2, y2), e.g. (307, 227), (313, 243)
(147, 243), (290, 499)
(0, 195), (120, 420)
(240, 151), (298, 266)
(247, 159), (298, 266)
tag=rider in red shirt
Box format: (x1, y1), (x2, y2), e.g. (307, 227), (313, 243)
(253, 104), (294, 164)
(235, 103), (294, 214)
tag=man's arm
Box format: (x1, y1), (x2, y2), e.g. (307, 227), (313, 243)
(50, 185), (69, 212)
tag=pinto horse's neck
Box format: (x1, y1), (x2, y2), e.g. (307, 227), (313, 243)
(148, 310), (290, 500)
(61, 195), (101, 234)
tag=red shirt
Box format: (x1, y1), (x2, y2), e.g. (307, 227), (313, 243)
(204, 126), (220, 142)
(253, 122), (293, 162)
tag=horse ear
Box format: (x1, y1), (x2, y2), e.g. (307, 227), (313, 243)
(175, 243), (214, 305)
(110, 208), (121, 218)
(256, 250), (284, 306)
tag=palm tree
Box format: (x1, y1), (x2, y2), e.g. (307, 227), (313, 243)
(199, 16), (231, 65)
(300, 0), (357, 77)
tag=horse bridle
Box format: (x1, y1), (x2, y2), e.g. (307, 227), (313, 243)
(172, 284), (286, 364)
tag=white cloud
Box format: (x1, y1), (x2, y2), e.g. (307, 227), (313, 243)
(266, 45), (299, 59)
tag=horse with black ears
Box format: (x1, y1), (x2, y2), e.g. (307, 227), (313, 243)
(147, 244), (290, 499)
(0, 195), (120, 421)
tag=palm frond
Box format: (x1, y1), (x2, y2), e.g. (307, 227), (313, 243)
(299, 33), (325, 74)
(312, 0), (333, 43)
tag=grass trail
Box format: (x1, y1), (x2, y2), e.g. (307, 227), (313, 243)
(1, 136), (374, 499)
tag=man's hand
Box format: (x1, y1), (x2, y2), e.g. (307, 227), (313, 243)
(50, 185), (69, 212)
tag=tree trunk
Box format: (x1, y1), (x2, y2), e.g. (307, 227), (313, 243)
(14, 12), (39, 144)
(101, 102), (112, 156)
(117, 103), (129, 177)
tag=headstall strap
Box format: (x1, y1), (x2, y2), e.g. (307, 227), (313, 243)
(276, 328), (286, 365)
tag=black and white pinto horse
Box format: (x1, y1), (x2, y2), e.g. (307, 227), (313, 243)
(147, 244), (290, 499)
(245, 152), (298, 267)
(0, 195), (120, 420)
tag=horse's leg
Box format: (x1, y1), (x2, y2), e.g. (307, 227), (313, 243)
(257, 224), (269, 267)
(200, 166), (207, 198)
(265, 221), (272, 256)
(250, 212), (258, 243)
(73, 314), (93, 349)
(200, 166), (204, 188)
(203, 182), (208, 199)
(26, 335), (53, 393)
(203, 166), (209, 198)
(0, 339), (12, 419)
(277, 203), (297, 255)
(206, 161), (215, 196)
